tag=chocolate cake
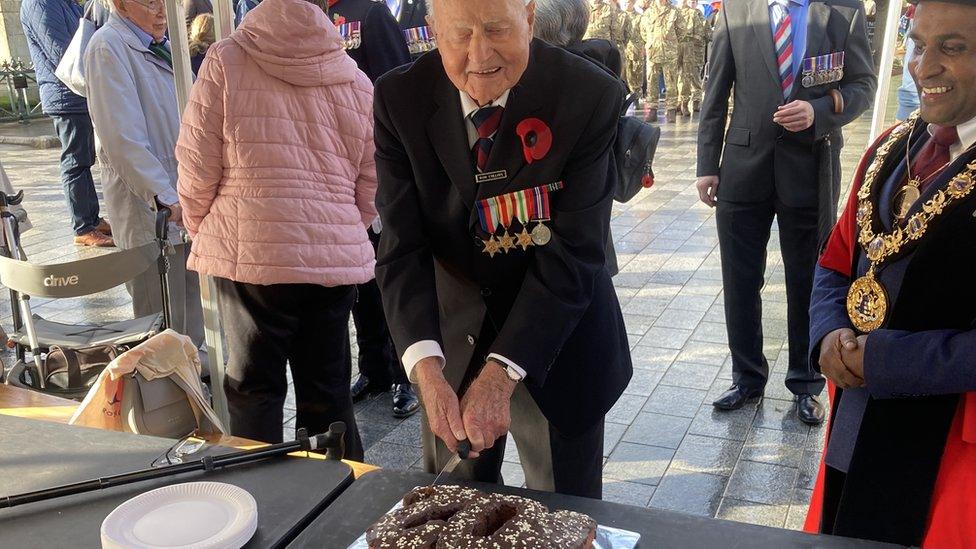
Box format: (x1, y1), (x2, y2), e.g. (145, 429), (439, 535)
(366, 485), (598, 549)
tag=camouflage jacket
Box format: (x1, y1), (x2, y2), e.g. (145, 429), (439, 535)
(677, 6), (709, 56)
(584, 3), (629, 49)
(639, 3), (680, 64)
(621, 10), (645, 58)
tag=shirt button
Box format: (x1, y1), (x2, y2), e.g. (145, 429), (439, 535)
(466, 335), (476, 346)
(480, 287), (492, 297)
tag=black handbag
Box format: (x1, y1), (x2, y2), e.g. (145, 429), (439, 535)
(614, 93), (661, 203)
(42, 345), (120, 400)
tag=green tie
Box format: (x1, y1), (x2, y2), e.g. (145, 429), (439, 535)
(148, 42), (172, 67)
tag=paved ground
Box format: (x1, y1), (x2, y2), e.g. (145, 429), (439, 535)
(0, 102), (885, 531)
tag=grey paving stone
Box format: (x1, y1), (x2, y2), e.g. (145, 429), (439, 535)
(653, 307), (707, 330)
(607, 393), (650, 425)
(690, 321), (729, 344)
(716, 498), (789, 528)
(501, 461), (526, 488)
(753, 398), (812, 435)
(604, 421), (628, 458)
(675, 343), (729, 366)
(380, 415), (423, 447)
(630, 346), (680, 371)
(623, 413), (692, 449)
(643, 385), (707, 418)
(660, 361), (720, 390)
(671, 434), (743, 476)
(740, 427), (807, 468)
(623, 314), (657, 336)
(639, 326), (693, 349)
(503, 434), (520, 464)
(785, 489), (814, 530)
(668, 293), (717, 312)
(365, 442), (424, 470)
(726, 460), (798, 505)
(649, 469), (729, 517)
(624, 368), (665, 397)
(688, 405), (757, 442)
(797, 449), (821, 490)
(602, 479), (657, 507)
(623, 296), (672, 317)
(604, 442), (675, 486)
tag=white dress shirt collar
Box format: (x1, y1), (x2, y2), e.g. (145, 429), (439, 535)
(459, 89), (512, 121)
(927, 115), (976, 162)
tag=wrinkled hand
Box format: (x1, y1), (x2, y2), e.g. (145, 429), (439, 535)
(773, 100), (815, 132)
(167, 202), (184, 227)
(818, 328), (864, 389)
(696, 176), (719, 207)
(415, 358), (467, 454)
(459, 361), (517, 457)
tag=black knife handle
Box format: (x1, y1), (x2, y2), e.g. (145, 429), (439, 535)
(457, 439), (471, 459)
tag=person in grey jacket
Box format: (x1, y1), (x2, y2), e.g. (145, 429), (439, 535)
(20, 0), (112, 247)
(84, 0), (203, 349)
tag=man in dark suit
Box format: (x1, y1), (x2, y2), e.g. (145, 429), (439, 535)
(696, 0), (876, 424)
(373, 0), (631, 497)
(329, 0), (418, 418)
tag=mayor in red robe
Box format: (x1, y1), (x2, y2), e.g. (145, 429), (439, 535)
(804, 0), (976, 545)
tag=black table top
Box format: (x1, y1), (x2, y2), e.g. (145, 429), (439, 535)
(288, 469), (901, 549)
(0, 415), (353, 548)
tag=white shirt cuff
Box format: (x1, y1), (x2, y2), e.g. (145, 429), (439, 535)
(486, 353), (526, 381)
(402, 340), (445, 383)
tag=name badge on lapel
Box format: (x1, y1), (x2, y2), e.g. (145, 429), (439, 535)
(475, 170), (508, 184)
(336, 21), (362, 50)
(801, 52), (845, 88)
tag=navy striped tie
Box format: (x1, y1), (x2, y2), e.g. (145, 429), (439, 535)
(771, 0), (794, 99)
(471, 106), (504, 172)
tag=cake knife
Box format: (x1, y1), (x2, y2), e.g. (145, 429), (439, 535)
(430, 439), (472, 485)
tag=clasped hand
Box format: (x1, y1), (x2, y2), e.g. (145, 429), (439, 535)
(415, 358), (516, 458)
(818, 328), (868, 390)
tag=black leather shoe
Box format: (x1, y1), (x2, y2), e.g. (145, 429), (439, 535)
(392, 384), (420, 418)
(350, 374), (389, 403)
(796, 394), (825, 425)
(712, 385), (761, 411)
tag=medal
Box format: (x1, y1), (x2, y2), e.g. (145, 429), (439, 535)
(892, 179), (921, 222)
(481, 235), (501, 257)
(531, 223), (551, 245)
(498, 231), (515, 253)
(515, 227), (534, 251)
(802, 74), (814, 88)
(846, 269), (888, 333)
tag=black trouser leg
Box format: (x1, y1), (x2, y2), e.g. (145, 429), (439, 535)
(291, 285), (364, 461)
(352, 229), (408, 385)
(550, 420), (604, 499)
(775, 198), (826, 396)
(716, 199), (775, 393)
(216, 277), (294, 443)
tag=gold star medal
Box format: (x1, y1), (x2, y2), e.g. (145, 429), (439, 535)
(482, 235), (501, 258)
(498, 231), (516, 253)
(516, 227), (534, 251)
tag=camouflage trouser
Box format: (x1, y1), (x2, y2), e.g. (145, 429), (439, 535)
(647, 60), (679, 110)
(625, 50), (646, 97)
(676, 46), (704, 105)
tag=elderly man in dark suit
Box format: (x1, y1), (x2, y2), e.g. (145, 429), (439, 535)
(696, 0), (876, 424)
(373, 0), (631, 497)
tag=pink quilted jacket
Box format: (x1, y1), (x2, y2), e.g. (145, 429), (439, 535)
(176, 0), (377, 287)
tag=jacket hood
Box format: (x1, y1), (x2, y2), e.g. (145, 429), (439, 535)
(231, 0), (359, 87)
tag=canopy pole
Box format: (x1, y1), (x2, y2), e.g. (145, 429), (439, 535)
(868, 0), (906, 143)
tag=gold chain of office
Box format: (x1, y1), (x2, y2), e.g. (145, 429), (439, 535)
(845, 111), (976, 332)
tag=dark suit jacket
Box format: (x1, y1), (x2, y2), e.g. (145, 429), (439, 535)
(373, 39), (632, 435)
(697, 0), (876, 208)
(396, 0), (426, 29)
(329, 0), (411, 82)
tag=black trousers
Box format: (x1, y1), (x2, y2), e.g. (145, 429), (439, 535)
(716, 197), (825, 396)
(352, 229), (408, 386)
(215, 277), (364, 460)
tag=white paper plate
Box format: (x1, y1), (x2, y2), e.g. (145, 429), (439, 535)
(101, 482), (257, 549)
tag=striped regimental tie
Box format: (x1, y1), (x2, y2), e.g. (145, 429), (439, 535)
(470, 106), (505, 173)
(771, 0), (795, 100)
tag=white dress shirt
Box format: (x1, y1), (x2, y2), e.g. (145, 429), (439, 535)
(401, 89), (526, 383)
(933, 115), (976, 162)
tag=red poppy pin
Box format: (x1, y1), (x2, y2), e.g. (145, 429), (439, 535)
(515, 118), (552, 164)
(333, 14), (346, 26)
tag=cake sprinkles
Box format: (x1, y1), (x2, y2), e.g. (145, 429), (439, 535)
(366, 485), (597, 549)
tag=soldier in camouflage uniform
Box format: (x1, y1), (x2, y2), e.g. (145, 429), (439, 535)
(622, 0), (646, 98)
(676, 0), (709, 116)
(640, 0), (680, 122)
(583, 0), (628, 51)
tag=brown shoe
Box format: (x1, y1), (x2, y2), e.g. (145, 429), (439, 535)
(74, 230), (115, 247)
(96, 218), (112, 235)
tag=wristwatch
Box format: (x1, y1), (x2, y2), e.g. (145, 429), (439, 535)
(490, 359), (523, 382)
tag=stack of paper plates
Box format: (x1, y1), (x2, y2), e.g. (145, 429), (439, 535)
(101, 482), (258, 549)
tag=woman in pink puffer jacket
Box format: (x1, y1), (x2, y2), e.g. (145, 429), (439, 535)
(176, 0), (375, 455)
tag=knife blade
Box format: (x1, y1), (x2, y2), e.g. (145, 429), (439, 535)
(430, 439), (471, 486)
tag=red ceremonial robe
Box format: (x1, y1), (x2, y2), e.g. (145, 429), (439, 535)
(804, 126), (976, 547)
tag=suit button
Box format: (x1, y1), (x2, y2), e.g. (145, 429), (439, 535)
(467, 335), (476, 346)
(480, 288), (492, 297)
